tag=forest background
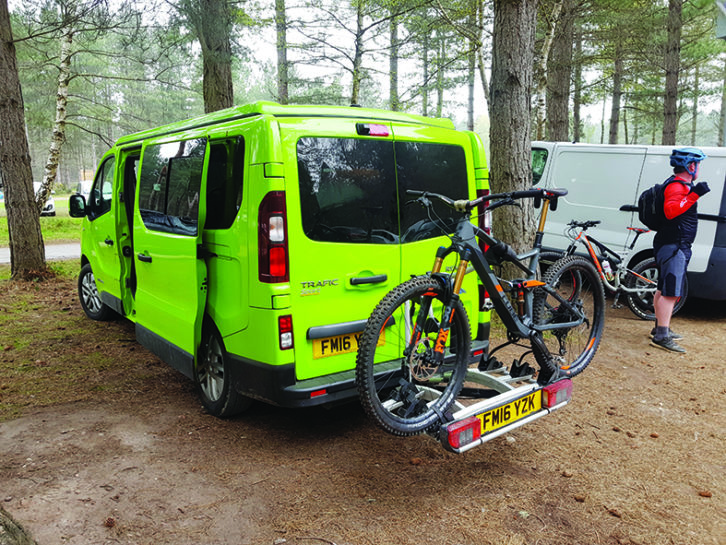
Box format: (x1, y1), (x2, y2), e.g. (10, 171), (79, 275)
(7, 0), (726, 189)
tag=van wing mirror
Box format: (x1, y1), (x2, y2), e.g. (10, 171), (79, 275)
(68, 194), (87, 217)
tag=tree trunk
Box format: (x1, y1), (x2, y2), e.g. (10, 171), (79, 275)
(719, 58), (726, 147)
(275, 0), (289, 105)
(436, 32), (444, 117)
(572, 24), (582, 142)
(690, 64), (699, 145)
(546, 0), (573, 142)
(662, 0), (682, 146)
(350, 3), (364, 106)
(0, 0), (46, 279)
(389, 14), (399, 111)
(466, 1), (476, 130)
(197, 0), (234, 113)
(477, 1), (490, 114)
(534, 0), (563, 140)
(422, 31), (429, 116)
(608, 44), (623, 144)
(38, 28), (72, 213)
(490, 0), (538, 253)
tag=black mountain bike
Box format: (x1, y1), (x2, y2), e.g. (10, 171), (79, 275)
(355, 188), (606, 436)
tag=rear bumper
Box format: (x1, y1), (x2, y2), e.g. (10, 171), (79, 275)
(229, 339), (490, 408)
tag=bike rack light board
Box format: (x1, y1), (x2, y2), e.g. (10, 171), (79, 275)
(432, 365), (573, 454)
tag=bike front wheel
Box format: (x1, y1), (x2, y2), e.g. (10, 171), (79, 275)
(355, 276), (471, 436)
(624, 257), (688, 320)
(533, 256), (605, 378)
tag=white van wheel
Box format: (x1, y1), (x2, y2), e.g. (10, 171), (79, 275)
(78, 264), (113, 321)
(195, 324), (252, 417)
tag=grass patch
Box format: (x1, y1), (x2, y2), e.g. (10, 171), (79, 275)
(0, 197), (82, 246)
(0, 273), (177, 423)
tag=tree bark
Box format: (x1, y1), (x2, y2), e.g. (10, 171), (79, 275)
(719, 57), (726, 147)
(690, 64), (699, 146)
(546, 0), (573, 142)
(662, 0), (682, 146)
(422, 31), (429, 116)
(193, 0), (234, 113)
(0, 506), (38, 545)
(534, 0), (563, 140)
(0, 0), (46, 279)
(436, 31), (444, 117)
(275, 0), (289, 105)
(572, 24), (582, 142)
(38, 28), (73, 213)
(389, 14), (399, 111)
(608, 44), (623, 144)
(350, 3), (364, 106)
(490, 0), (538, 253)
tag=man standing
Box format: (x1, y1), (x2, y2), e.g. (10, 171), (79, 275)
(651, 147), (709, 353)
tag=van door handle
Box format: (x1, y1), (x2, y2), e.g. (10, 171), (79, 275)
(350, 274), (387, 286)
(104, 238), (114, 246)
(137, 253), (152, 263)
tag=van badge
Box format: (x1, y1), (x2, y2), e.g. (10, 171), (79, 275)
(300, 279), (338, 296)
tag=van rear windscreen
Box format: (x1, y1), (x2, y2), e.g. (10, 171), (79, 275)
(297, 138), (468, 244)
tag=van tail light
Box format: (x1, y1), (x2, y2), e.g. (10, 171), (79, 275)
(259, 191), (289, 283)
(279, 314), (294, 350)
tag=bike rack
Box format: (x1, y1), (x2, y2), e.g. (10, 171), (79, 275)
(430, 361), (573, 454)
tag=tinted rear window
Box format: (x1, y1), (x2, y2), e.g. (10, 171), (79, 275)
(297, 138), (468, 244)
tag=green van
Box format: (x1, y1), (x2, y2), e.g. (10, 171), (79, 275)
(70, 101), (490, 416)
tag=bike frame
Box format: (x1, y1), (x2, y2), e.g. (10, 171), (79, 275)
(414, 191), (587, 355)
(565, 226), (655, 295)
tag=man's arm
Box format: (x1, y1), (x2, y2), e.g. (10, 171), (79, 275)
(663, 181), (698, 220)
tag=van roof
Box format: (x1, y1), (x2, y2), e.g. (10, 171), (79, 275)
(115, 101), (457, 147)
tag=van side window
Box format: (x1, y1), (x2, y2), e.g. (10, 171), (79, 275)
(396, 142), (468, 242)
(297, 137), (398, 244)
(205, 138), (244, 230)
(88, 157), (115, 219)
(532, 148), (549, 184)
(138, 138), (206, 236)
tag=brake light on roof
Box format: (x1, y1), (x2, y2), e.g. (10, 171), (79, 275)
(259, 191), (289, 283)
(279, 314), (293, 350)
(356, 123), (390, 137)
(445, 415), (481, 449)
(542, 379), (573, 408)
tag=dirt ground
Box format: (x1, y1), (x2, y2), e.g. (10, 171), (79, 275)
(0, 274), (724, 545)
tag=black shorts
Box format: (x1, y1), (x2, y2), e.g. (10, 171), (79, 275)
(654, 244), (691, 298)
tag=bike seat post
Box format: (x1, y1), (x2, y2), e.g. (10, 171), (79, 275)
(534, 198), (551, 249)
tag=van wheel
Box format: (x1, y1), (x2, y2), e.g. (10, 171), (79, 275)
(195, 323), (253, 418)
(78, 263), (114, 321)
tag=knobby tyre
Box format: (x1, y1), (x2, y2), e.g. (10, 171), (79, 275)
(624, 257), (688, 320)
(355, 276), (471, 436)
(533, 255), (605, 378)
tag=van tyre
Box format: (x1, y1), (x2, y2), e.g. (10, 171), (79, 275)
(624, 257), (688, 321)
(195, 322), (252, 418)
(78, 263), (114, 321)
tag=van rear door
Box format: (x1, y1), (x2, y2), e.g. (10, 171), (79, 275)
(132, 136), (208, 380)
(281, 118), (401, 381)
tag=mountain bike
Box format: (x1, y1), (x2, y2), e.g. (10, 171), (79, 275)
(355, 188), (606, 437)
(539, 220), (687, 321)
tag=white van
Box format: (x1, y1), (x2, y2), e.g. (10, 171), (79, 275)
(532, 142), (726, 300)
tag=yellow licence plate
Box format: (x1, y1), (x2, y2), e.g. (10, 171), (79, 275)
(312, 331), (383, 359)
(477, 391), (542, 435)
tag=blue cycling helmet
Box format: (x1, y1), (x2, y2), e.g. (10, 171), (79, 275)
(670, 147), (707, 169)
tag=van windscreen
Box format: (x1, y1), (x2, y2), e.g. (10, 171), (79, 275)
(297, 138), (468, 244)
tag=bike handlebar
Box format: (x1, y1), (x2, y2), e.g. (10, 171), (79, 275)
(407, 187), (568, 213)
